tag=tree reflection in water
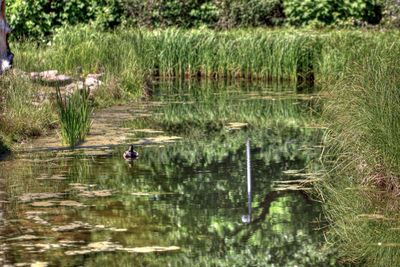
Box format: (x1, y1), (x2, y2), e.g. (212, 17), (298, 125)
(0, 80), (336, 266)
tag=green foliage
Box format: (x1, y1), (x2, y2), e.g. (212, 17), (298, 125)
(5, 0), (385, 35)
(283, 0), (382, 27)
(380, 0), (400, 28)
(122, 0), (284, 28)
(0, 73), (56, 142)
(322, 30), (400, 180)
(219, 0), (284, 27)
(56, 87), (92, 148)
(6, 0), (125, 38)
(317, 29), (400, 264)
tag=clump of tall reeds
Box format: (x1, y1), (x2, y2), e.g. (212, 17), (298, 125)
(323, 34), (400, 190)
(55, 86), (92, 148)
(12, 26), (322, 92)
(317, 29), (400, 265)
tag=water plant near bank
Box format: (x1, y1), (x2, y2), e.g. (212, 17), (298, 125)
(55, 86), (92, 148)
(315, 26), (400, 265)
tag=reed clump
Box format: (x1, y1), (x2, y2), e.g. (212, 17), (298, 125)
(55, 87), (92, 148)
(12, 27), (322, 90)
(316, 29), (400, 265)
(323, 30), (400, 192)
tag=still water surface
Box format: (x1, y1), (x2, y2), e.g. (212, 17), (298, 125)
(0, 80), (336, 266)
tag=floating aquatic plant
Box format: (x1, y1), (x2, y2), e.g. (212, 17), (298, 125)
(56, 86), (92, 148)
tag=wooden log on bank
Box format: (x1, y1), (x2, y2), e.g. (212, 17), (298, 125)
(0, 0), (12, 73)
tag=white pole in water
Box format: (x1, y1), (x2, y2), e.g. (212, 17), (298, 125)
(247, 139), (251, 196)
(242, 139), (252, 223)
(245, 138), (252, 223)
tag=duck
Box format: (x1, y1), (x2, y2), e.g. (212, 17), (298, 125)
(123, 145), (139, 159)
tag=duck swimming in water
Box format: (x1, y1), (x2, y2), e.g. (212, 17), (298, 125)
(123, 145), (139, 159)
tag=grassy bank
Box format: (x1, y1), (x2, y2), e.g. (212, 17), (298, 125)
(316, 29), (400, 265)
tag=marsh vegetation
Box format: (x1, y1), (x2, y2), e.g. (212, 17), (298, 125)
(1, 2), (400, 264)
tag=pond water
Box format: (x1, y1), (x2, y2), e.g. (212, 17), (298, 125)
(0, 80), (336, 266)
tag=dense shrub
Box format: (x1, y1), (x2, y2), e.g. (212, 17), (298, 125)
(380, 0), (400, 28)
(122, 0), (220, 27)
(122, 0), (284, 28)
(217, 0), (284, 27)
(283, 0), (382, 27)
(7, 0), (283, 37)
(6, 0), (125, 38)
(5, 0), (386, 39)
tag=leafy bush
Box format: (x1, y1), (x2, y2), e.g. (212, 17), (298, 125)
(6, 0), (125, 38)
(380, 0), (400, 28)
(217, 0), (284, 27)
(123, 0), (220, 27)
(123, 0), (284, 28)
(283, 0), (382, 27)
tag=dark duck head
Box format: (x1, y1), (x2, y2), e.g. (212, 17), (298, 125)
(123, 145), (139, 159)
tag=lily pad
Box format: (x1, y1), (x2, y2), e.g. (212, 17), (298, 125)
(65, 241), (122, 255)
(30, 201), (55, 207)
(138, 136), (182, 144)
(131, 192), (153, 196)
(36, 175), (66, 180)
(26, 215), (49, 225)
(51, 221), (91, 232)
(19, 193), (62, 203)
(58, 200), (87, 207)
(88, 241), (122, 250)
(78, 190), (112, 198)
(31, 261), (49, 267)
(65, 242), (180, 255)
(108, 227), (127, 232)
(35, 243), (61, 250)
(7, 235), (43, 241)
(69, 183), (97, 191)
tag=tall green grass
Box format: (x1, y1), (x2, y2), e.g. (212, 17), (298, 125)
(0, 72), (57, 145)
(11, 27), (322, 90)
(13, 27), (400, 89)
(316, 29), (400, 265)
(55, 87), (92, 148)
(322, 30), (400, 189)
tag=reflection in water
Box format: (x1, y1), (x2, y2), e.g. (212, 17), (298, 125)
(0, 80), (336, 266)
(242, 139), (252, 224)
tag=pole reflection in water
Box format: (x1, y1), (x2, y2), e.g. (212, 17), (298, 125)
(242, 139), (252, 223)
